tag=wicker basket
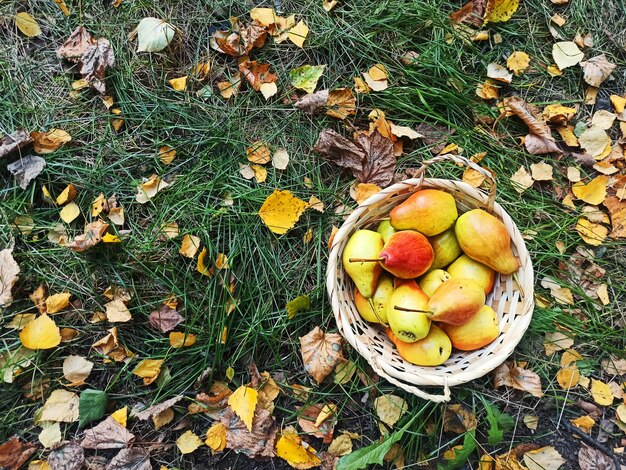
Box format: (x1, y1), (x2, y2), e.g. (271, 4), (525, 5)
(326, 154), (534, 402)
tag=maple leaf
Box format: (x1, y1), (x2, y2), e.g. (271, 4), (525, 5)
(220, 406), (278, 458)
(299, 326), (345, 384)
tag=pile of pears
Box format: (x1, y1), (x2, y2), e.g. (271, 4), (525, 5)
(342, 189), (520, 367)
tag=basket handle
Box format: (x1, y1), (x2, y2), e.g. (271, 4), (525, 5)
(410, 154), (496, 212)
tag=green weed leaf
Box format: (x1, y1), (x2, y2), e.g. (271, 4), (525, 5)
(438, 430), (477, 470)
(79, 389), (107, 428)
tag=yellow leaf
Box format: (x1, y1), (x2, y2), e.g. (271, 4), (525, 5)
(353, 76), (369, 93)
(362, 72), (388, 91)
(288, 21), (309, 48)
(483, 0), (519, 24)
(590, 379), (614, 406)
(205, 422), (227, 454)
(136, 174), (169, 204)
(102, 233), (121, 243)
(56, 184), (77, 205)
(6, 313), (37, 330)
(547, 64), (563, 77)
(28, 460), (50, 470)
(575, 217), (607, 245)
(530, 162), (553, 181)
(196, 247), (212, 276)
(247, 141), (271, 164)
(60, 202), (81, 223)
(610, 94), (626, 113)
(323, 0), (339, 12)
(228, 385), (258, 432)
(510, 166), (534, 194)
(45, 292), (71, 314)
(506, 51), (530, 74)
(543, 104), (577, 125)
(225, 366), (234, 381)
(276, 427), (321, 468)
(556, 365), (580, 389)
(133, 359), (164, 385)
(180, 234), (201, 258)
(375, 395), (408, 428)
(105, 299), (132, 322)
(15, 12), (41, 37)
(572, 176), (608, 205)
(250, 7), (277, 27)
(260, 81), (278, 100)
(40, 389), (79, 422)
(251, 164), (268, 183)
(153, 408), (174, 430)
(368, 64), (388, 81)
(91, 193), (107, 217)
(31, 129), (71, 154)
(169, 332), (197, 348)
(62, 355), (93, 385)
(176, 430), (203, 454)
(556, 126), (578, 146)
(552, 42), (584, 69)
(326, 88), (356, 120)
(476, 79), (499, 100)
(54, 0), (70, 15)
(570, 415), (595, 433)
(111, 406), (127, 427)
(353, 183), (381, 205)
(258, 189), (309, 235)
(19, 314), (61, 350)
(158, 146), (177, 165)
(308, 196), (324, 213)
(169, 76), (188, 91)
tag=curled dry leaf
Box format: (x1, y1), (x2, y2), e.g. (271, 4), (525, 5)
(0, 129), (32, 159)
(80, 39), (114, 93)
(299, 326), (345, 384)
(443, 404), (478, 434)
(239, 61), (277, 91)
(506, 97), (561, 154)
(220, 406), (278, 458)
(494, 362), (543, 398)
(57, 26), (92, 60)
(487, 63), (513, 83)
(82, 416), (135, 449)
(580, 55), (615, 87)
(0, 436), (37, 470)
(134, 395), (183, 421)
(136, 174), (169, 203)
(298, 403), (336, 444)
(66, 220), (109, 252)
(7, 155), (46, 189)
(0, 248), (20, 308)
(326, 88), (356, 120)
(107, 447), (151, 470)
(603, 196), (626, 239)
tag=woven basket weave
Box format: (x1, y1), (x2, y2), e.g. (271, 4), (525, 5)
(326, 154), (534, 402)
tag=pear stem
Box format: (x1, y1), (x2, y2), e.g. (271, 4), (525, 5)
(394, 306), (432, 314)
(348, 258), (384, 263)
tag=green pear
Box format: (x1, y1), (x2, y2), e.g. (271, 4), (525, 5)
(390, 189), (458, 236)
(386, 280), (431, 343)
(376, 220), (397, 244)
(427, 279), (485, 325)
(391, 324), (452, 366)
(429, 228), (462, 270)
(342, 230), (384, 298)
(354, 275), (393, 323)
(418, 269), (451, 297)
(447, 254), (495, 294)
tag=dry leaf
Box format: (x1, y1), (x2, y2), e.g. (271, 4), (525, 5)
(375, 394), (408, 428)
(0, 249), (20, 308)
(6, 313), (36, 330)
(135, 17), (175, 53)
(258, 189), (309, 235)
(31, 129), (72, 154)
(0, 129), (32, 159)
(443, 404), (478, 434)
(19, 314), (61, 350)
(552, 42), (584, 69)
(487, 63), (512, 83)
(591, 110), (616, 130)
(510, 166), (534, 193)
(603, 196), (626, 239)
(59, 202), (80, 223)
(247, 141), (271, 164)
(276, 426), (321, 469)
(0, 437), (37, 470)
(79, 38), (114, 94)
(298, 403), (336, 444)
(38, 423), (62, 449)
(104, 299), (131, 323)
(169, 76), (187, 91)
(578, 444), (614, 470)
(133, 359), (164, 385)
(580, 55), (616, 87)
(152, 407), (174, 429)
(507, 51), (530, 74)
(7, 155), (46, 189)
(134, 395), (183, 421)
(571, 415), (595, 433)
(205, 422), (227, 454)
(288, 21), (309, 48)
(169, 332), (197, 348)
(111, 407), (127, 427)
(590, 379), (613, 406)
(228, 385), (258, 432)
(506, 97), (560, 154)
(176, 430), (203, 454)
(576, 217), (608, 246)
(543, 331), (574, 356)
(543, 104), (577, 125)
(326, 88), (357, 120)
(295, 89), (329, 114)
(579, 126), (610, 158)
(476, 79), (500, 100)
(300, 327), (345, 384)
(362, 72), (388, 91)
(272, 148), (290, 170)
(220, 406), (277, 458)
(63, 355), (93, 385)
(462, 167), (486, 188)
(610, 94), (626, 113)
(523, 446), (565, 470)
(353, 182), (381, 205)
(239, 61), (277, 92)
(158, 146), (177, 165)
(106, 447), (151, 470)
(15, 12), (41, 37)
(483, 0), (519, 24)
(41, 389), (79, 422)
(530, 162), (554, 181)
(523, 414), (539, 431)
(136, 175), (169, 203)
(48, 441), (84, 470)
(494, 362), (543, 398)
(180, 234), (201, 258)
(572, 176), (608, 204)
(82, 416), (135, 449)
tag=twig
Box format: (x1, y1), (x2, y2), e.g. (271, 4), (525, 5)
(562, 420), (623, 469)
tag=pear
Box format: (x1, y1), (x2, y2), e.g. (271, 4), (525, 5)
(354, 275), (393, 323)
(429, 228), (462, 270)
(454, 209), (520, 275)
(376, 220), (397, 243)
(440, 305), (499, 351)
(390, 189), (458, 236)
(447, 254), (495, 294)
(386, 280), (431, 343)
(427, 279), (485, 325)
(418, 269), (451, 297)
(378, 231), (434, 279)
(342, 230), (384, 298)
(390, 324), (452, 366)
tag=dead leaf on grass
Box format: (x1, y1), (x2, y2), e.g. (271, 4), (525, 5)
(7, 155), (46, 189)
(510, 166), (534, 193)
(239, 61), (277, 92)
(578, 444), (614, 470)
(0, 248), (20, 308)
(0, 129), (32, 159)
(300, 326), (345, 384)
(375, 394), (408, 429)
(580, 55), (615, 87)
(543, 331), (574, 356)
(494, 362), (543, 398)
(523, 446), (565, 470)
(220, 406), (277, 458)
(443, 404), (477, 434)
(82, 416), (135, 449)
(258, 189), (309, 235)
(275, 426), (321, 468)
(48, 441), (84, 470)
(63, 355), (94, 385)
(41, 389), (79, 422)
(66, 220), (109, 252)
(132, 359), (164, 385)
(298, 403), (336, 444)
(0, 436), (37, 470)
(326, 88), (356, 120)
(134, 395), (183, 422)
(106, 447), (151, 470)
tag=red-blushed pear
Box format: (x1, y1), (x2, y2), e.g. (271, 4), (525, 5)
(342, 230), (384, 298)
(388, 324), (452, 366)
(386, 279), (431, 343)
(427, 279), (485, 325)
(376, 220), (397, 244)
(378, 231), (434, 279)
(454, 209), (520, 275)
(354, 275), (393, 324)
(389, 189), (458, 236)
(447, 254), (495, 294)
(440, 305), (499, 351)
(429, 228), (462, 270)
(418, 269), (451, 297)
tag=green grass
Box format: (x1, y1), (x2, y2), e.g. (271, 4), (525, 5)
(1, 0), (625, 468)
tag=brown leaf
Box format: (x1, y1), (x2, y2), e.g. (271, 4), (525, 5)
(57, 26), (92, 60)
(0, 249), (20, 308)
(313, 129), (366, 174)
(449, 0), (484, 27)
(220, 406), (278, 458)
(80, 38), (114, 94)
(506, 97), (561, 154)
(295, 90), (329, 114)
(238, 61), (277, 91)
(494, 362), (544, 398)
(578, 444), (615, 470)
(7, 155), (46, 189)
(66, 220), (109, 252)
(299, 326), (345, 384)
(106, 447), (152, 470)
(580, 55), (616, 87)
(148, 304), (184, 333)
(82, 416), (135, 449)
(134, 395), (183, 421)
(0, 436), (37, 470)
(211, 22), (267, 57)
(0, 129), (32, 159)
(414, 122), (455, 154)
(326, 88), (357, 120)
(443, 404), (478, 434)
(48, 441), (85, 470)
(354, 129), (396, 186)
(603, 196), (626, 238)
(298, 403), (336, 444)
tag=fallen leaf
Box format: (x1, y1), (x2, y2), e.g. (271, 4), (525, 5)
(105, 299), (132, 322)
(326, 88), (356, 120)
(60, 202), (80, 224)
(285, 295), (311, 320)
(205, 422), (227, 454)
(82, 416), (135, 449)
(552, 42), (584, 69)
(0, 129), (32, 159)
(523, 446), (565, 470)
(443, 404), (478, 434)
(176, 430), (203, 454)
(19, 314), (61, 350)
(247, 141), (272, 164)
(48, 441), (84, 470)
(300, 326), (345, 384)
(543, 104), (577, 125)
(258, 189), (309, 235)
(220, 406), (277, 458)
(169, 331), (197, 348)
(41, 389), (79, 422)
(323, 0), (339, 12)
(590, 379), (613, 406)
(603, 196), (626, 239)
(295, 89), (329, 114)
(579, 126), (611, 158)
(576, 217), (607, 246)
(557, 126), (579, 146)
(80, 38), (114, 93)
(506, 51), (530, 74)
(134, 395), (183, 422)
(276, 426), (321, 468)
(290, 65), (325, 94)
(298, 403), (336, 444)
(0, 248), (20, 308)
(494, 362), (543, 398)
(66, 220), (109, 252)
(54, 0), (70, 15)
(106, 447), (151, 470)
(571, 415), (595, 433)
(543, 331), (574, 356)
(272, 148), (290, 170)
(228, 385), (258, 432)
(288, 21), (309, 48)
(523, 414), (539, 431)
(572, 176), (608, 204)
(506, 97), (561, 154)
(530, 162), (554, 181)
(31, 129), (72, 154)
(152, 407), (174, 429)
(180, 234), (201, 258)
(463, 167), (486, 188)
(169, 76), (187, 91)
(487, 63), (512, 83)
(510, 166), (534, 193)
(591, 110), (616, 130)
(63, 355), (94, 385)
(6, 313), (36, 330)
(610, 94), (626, 113)
(133, 359), (164, 385)
(7, 155), (46, 189)
(239, 61), (277, 91)
(353, 182), (381, 205)
(136, 174), (169, 204)
(578, 444), (614, 470)
(483, 0), (519, 24)
(580, 55), (615, 87)
(476, 79), (500, 100)
(0, 436), (37, 470)
(111, 407), (127, 427)
(135, 17), (175, 52)
(362, 72), (388, 91)
(15, 12), (41, 37)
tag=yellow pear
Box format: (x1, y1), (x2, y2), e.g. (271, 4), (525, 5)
(342, 230), (384, 298)
(376, 220), (397, 244)
(389, 324), (452, 366)
(354, 275), (393, 323)
(447, 254), (495, 294)
(427, 279), (485, 325)
(418, 269), (451, 297)
(386, 280), (431, 343)
(429, 228), (462, 270)
(440, 305), (499, 351)
(390, 189), (458, 236)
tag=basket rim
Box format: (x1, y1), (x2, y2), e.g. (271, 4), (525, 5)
(326, 177), (535, 393)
